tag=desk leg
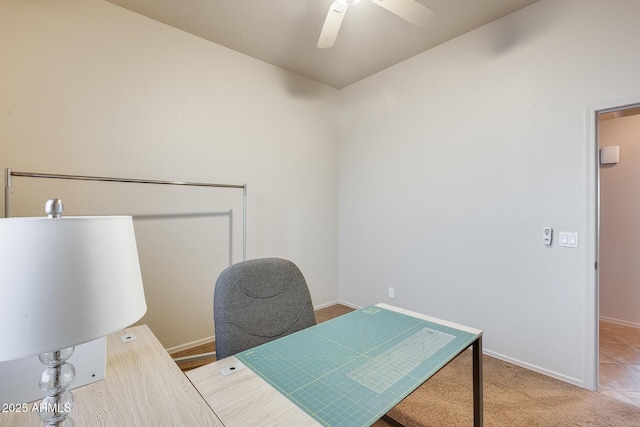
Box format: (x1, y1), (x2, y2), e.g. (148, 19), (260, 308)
(472, 336), (483, 427)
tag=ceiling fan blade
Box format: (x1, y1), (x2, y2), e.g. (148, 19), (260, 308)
(370, 0), (435, 27)
(317, 1), (349, 49)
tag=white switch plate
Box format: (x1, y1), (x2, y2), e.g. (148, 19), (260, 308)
(388, 287), (395, 298)
(559, 232), (579, 248)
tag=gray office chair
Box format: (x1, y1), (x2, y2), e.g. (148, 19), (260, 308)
(213, 257), (316, 360)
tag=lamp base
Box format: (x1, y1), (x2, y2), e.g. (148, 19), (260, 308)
(38, 347), (75, 427)
(0, 338), (106, 406)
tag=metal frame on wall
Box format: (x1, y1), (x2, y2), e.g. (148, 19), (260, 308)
(4, 168), (247, 261)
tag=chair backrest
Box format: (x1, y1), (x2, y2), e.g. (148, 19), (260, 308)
(213, 257), (316, 360)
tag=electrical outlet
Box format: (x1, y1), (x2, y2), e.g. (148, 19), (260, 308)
(388, 287), (395, 298)
(120, 334), (137, 343)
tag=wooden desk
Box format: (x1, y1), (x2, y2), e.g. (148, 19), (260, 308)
(188, 353), (319, 426)
(187, 303), (483, 426)
(0, 325), (222, 427)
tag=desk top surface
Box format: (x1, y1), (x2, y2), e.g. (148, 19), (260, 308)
(188, 303), (482, 427)
(237, 304), (480, 426)
(0, 325), (222, 427)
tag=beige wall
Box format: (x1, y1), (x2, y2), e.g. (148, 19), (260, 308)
(6, 0), (640, 390)
(0, 0), (340, 349)
(337, 0), (640, 388)
(599, 114), (640, 326)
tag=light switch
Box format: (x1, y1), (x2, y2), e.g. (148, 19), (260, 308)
(558, 232), (579, 248)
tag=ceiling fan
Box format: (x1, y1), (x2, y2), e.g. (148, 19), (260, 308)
(317, 0), (435, 49)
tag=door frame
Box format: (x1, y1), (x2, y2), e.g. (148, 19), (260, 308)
(586, 96), (640, 391)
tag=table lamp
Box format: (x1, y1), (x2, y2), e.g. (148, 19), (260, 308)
(0, 199), (147, 427)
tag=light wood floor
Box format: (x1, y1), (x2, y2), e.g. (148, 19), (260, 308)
(599, 320), (640, 407)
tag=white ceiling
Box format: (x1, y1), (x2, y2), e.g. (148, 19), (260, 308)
(106, 0), (540, 89)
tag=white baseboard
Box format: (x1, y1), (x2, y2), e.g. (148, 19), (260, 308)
(483, 349), (584, 388)
(313, 300), (340, 310)
(313, 300), (361, 310)
(337, 300), (361, 309)
(166, 335), (215, 354)
(600, 316), (640, 329)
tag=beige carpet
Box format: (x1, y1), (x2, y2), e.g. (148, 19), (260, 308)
(374, 350), (640, 427)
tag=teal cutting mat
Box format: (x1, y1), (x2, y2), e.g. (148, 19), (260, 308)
(236, 306), (479, 427)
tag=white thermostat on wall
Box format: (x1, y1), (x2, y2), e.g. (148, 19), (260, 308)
(600, 146), (620, 165)
(543, 227), (553, 246)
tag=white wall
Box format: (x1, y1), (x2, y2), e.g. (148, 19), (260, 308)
(338, 0), (640, 387)
(0, 0), (340, 348)
(6, 0), (640, 390)
(599, 114), (640, 326)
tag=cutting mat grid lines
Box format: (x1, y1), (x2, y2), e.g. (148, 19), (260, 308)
(347, 326), (456, 394)
(241, 336), (363, 394)
(237, 306), (479, 427)
(309, 306), (427, 356)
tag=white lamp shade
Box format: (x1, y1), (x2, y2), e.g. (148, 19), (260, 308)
(0, 216), (147, 361)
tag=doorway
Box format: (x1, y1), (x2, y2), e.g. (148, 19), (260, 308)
(595, 104), (640, 405)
